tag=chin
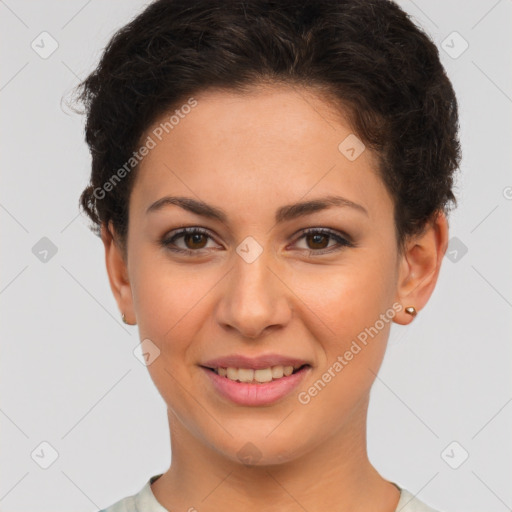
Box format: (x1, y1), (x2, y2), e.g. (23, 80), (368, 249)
(212, 433), (305, 467)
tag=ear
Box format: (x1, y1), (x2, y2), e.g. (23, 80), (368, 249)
(393, 211), (449, 325)
(100, 221), (136, 325)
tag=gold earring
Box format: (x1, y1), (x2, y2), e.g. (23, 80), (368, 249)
(121, 313), (129, 324)
(405, 306), (417, 317)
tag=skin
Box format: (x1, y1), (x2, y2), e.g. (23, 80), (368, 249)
(101, 84), (448, 512)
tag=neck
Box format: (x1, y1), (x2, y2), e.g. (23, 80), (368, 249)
(151, 396), (400, 512)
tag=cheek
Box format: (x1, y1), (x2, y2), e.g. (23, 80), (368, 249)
(292, 268), (395, 421)
(282, 251), (397, 397)
(130, 251), (211, 341)
(130, 258), (204, 411)
(287, 251), (396, 335)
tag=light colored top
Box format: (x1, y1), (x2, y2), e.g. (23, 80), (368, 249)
(98, 474), (443, 512)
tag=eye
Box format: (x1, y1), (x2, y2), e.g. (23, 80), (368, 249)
(161, 226), (354, 257)
(292, 228), (354, 255)
(161, 227), (220, 255)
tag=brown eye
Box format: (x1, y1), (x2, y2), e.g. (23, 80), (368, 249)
(294, 228), (353, 255)
(305, 232), (330, 250)
(182, 232), (208, 249)
(161, 227), (219, 254)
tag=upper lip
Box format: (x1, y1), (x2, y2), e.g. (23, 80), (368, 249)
(200, 353), (311, 370)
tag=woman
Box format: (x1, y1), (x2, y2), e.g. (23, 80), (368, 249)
(76, 0), (461, 510)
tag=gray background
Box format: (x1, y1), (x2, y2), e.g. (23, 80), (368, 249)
(1, 1), (511, 510)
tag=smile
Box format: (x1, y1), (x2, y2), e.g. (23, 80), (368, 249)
(200, 364), (311, 406)
(206, 364), (308, 383)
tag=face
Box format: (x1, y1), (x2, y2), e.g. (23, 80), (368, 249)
(104, 84), (442, 466)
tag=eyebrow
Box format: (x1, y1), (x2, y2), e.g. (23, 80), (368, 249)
(146, 194), (368, 223)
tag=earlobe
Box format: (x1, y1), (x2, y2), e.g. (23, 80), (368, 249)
(393, 211), (449, 326)
(101, 221), (136, 325)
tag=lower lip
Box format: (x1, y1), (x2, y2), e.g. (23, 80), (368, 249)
(200, 366), (311, 406)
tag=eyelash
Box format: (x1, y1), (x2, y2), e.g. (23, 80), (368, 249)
(160, 226), (354, 256)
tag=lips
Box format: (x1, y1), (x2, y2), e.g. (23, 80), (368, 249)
(200, 353), (312, 370)
(201, 364), (311, 406)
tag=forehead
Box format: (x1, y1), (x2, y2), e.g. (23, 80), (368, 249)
(129, 85), (391, 224)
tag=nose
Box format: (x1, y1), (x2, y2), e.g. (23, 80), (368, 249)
(215, 247), (292, 340)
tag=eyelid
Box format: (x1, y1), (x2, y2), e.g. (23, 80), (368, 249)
(161, 226), (355, 258)
(290, 227), (354, 254)
(163, 226), (222, 247)
(293, 226), (353, 244)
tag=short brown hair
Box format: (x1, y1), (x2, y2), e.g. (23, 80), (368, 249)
(76, 0), (461, 255)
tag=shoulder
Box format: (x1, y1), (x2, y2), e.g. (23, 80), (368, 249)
(98, 474), (167, 512)
(395, 486), (443, 512)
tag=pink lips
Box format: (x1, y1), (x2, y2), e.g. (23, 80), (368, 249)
(200, 365), (311, 406)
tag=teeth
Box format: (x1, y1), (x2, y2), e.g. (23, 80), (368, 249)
(254, 368), (273, 382)
(238, 368), (254, 382)
(271, 366), (284, 379)
(214, 364), (303, 383)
